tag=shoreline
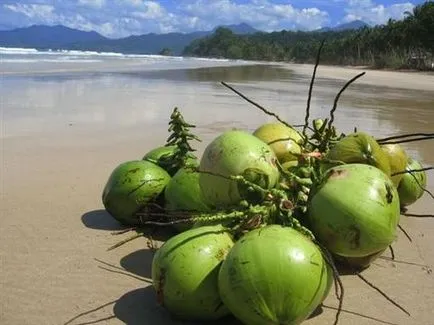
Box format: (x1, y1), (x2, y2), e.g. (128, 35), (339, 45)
(276, 63), (434, 92)
(2, 62), (433, 94)
(182, 54), (434, 74)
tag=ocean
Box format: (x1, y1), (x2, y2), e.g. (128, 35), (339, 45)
(0, 47), (253, 75)
(1, 46), (433, 164)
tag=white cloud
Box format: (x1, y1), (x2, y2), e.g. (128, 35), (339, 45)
(348, 0), (373, 7)
(117, 0), (144, 7)
(1, 1), (330, 37)
(4, 4), (55, 19)
(179, 0), (329, 32)
(343, 1), (415, 25)
(132, 1), (165, 19)
(77, 0), (106, 9)
(11, 0), (421, 37)
(2, 3), (117, 35)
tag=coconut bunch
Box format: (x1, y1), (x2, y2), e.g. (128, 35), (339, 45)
(100, 52), (432, 324)
(100, 103), (430, 325)
(250, 119), (428, 270)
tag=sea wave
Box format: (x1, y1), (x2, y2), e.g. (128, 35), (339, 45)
(0, 46), (176, 58)
(1, 58), (102, 63)
(0, 47), (237, 63)
(0, 47), (40, 54)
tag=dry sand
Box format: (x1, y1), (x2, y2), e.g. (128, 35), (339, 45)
(1, 64), (433, 325)
(286, 64), (434, 92)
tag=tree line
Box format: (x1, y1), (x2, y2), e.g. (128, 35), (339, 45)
(182, 2), (434, 70)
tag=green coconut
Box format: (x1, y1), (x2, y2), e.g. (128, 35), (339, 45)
(253, 122), (303, 164)
(218, 225), (333, 325)
(381, 143), (408, 187)
(307, 164), (400, 258)
(164, 168), (211, 232)
(102, 160), (171, 225)
(397, 158), (427, 207)
(165, 168), (210, 212)
(143, 145), (177, 163)
(151, 225), (234, 321)
(199, 130), (280, 208)
(143, 145), (198, 175)
(326, 132), (391, 177)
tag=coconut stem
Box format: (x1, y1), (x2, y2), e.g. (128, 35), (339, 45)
(107, 232), (144, 251)
(402, 213), (434, 218)
(111, 228), (135, 235)
(303, 39), (325, 143)
(219, 81), (294, 129)
(378, 135), (434, 145)
(379, 256), (431, 268)
(142, 209), (249, 227)
(316, 71), (365, 153)
(315, 240), (344, 325)
(398, 224), (413, 242)
(388, 245), (395, 260)
(356, 273), (411, 316)
(393, 167), (434, 200)
(321, 305), (399, 325)
(328, 72), (366, 130)
(139, 167), (314, 237)
(63, 300), (117, 325)
(391, 167), (433, 176)
(376, 132), (434, 143)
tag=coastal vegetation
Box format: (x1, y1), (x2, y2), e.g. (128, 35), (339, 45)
(183, 2), (434, 70)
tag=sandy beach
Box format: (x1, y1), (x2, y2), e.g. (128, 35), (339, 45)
(1, 59), (433, 325)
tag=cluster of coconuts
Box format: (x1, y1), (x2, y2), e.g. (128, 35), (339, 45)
(101, 121), (427, 325)
(102, 144), (209, 227)
(149, 127), (334, 325)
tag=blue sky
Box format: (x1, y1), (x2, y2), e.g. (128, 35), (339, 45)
(0, 0), (425, 38)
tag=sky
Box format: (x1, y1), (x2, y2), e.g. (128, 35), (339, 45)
(0, 0), (426, 38)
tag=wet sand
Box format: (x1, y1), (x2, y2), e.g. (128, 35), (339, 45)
(1, 62), (433, 325)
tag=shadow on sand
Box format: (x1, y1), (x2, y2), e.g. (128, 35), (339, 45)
(117, 227), (179, 278)
(114, 287), (183, 325)
(120, 249), (155, 279)
(81, 209), (125, 231)
(113, 286), (323, 325)
(64, 283), (323, 325)
(114, 286), (244, 325)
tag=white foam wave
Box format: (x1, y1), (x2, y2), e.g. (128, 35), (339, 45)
(0, 46), (252, 68)
(0, 47), (240, 62)
(0, 47), (174, 59)
(1, 58), (102, 63)
(57, 49), (125, 57)
(0, 47), (126, 57)
(0, 47), (40, 54)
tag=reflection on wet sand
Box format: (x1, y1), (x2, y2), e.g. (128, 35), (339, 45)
(118, 64), (293, 82)
(1, 63), (433, 165)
